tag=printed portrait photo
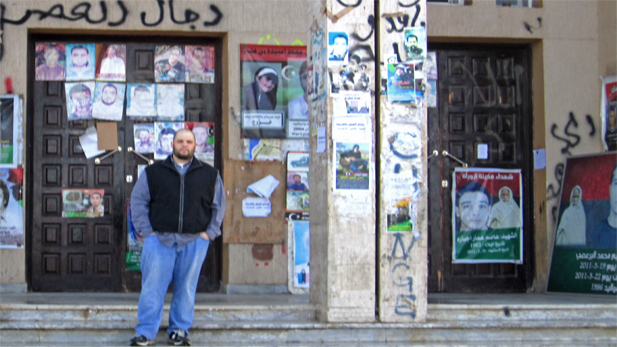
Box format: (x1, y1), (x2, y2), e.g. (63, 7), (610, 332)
(156, 84), (185, 121)
(286, 60), (309, 120)
(134, 124), (155, 154)
(155, 45), (186, 83)
(65, 43), (96, 81)
(186, 45), (215, 83)
(35, 43), (66, 81)
(287, 172), (309, 192)
(92, 82), (126, 121)
(95, 44), (126, 81)
(404, 27), (427, 61)
(328, 32), (348, 65)
(185, 122), (215, 165)
(62, 189), (105, 218)
(126, 84), (157, 118)
(154, 122), (185, 160)
(65, 82), (95, 121)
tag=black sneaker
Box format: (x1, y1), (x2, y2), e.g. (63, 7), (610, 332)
(130, 335), (151, 346)
(168, 329), (191, 346)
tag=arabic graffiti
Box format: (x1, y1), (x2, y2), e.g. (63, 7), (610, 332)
(384, 5), (424, 34)
(388, 233), (417, 318)
(0, 0), (223, 62)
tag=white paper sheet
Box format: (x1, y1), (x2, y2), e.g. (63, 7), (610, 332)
(79, 126), (105, 159)
(317, 127), (326, 153)
(247, 175), (280, 199)
(242, 197), (272, 217)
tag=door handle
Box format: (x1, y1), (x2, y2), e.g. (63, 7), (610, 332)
(442, 150), (468, 167)
(428, 149), (439, 159)
(95, 146), (122, 165)
(127, 147), (154, 165)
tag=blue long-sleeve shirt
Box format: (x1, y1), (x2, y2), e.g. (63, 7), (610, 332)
(130, 158), (226, 248)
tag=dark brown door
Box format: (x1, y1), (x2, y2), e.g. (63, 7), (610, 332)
(427, 45), (534, 293)
(28, 34), (222, 292)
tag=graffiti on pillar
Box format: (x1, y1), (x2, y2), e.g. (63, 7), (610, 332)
(387, 233), (418, 318)
(0, 0), (223, 62)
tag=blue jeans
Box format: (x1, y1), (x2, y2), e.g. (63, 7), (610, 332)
(135, 235), (210, 339)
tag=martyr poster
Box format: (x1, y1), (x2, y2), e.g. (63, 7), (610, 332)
(452, 168), (523, 263)
(601, 75), (617, 151)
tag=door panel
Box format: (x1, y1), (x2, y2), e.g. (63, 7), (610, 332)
(427, 45), (534, 293)
(28, 35), (223, 292)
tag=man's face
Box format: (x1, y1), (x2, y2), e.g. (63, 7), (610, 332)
(169, 48), (181, 65)
(395, 68), (404, 76)
(160, 134), (174, 153)
(610, 110), (616, 128)
(71, 91), (92, 116)
(610, 168), (617, 216)
(456, 191), (490, 231)
(107, 46), (116, 58)
(71, 48), (89, 68)
(407, 36), (418, 47)
(500, 188), (511, 202)
(90, 194), (102, 208)
(193, 127), (207, 145)
(332, 37), (347, 58)
(258, 75), (275, 93)
(192, 49), (205, 65)
(101, 86), (117, 105)
(294, 175), (302, 184)
(173, 131), (196, 160)
(45, 48), (59, 66)
(134, 91), (150, 104)
(138, 130), (150, 144)
(571, 188), (581, 206)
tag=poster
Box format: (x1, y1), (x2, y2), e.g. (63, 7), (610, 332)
(547, 152), (617, 295)
(243, 139), (309, 161)
(156, 84), (185, 121)
(34, 43), (66, 81)
(240, 44), (307, 139)
(62, 189), (105, 218)
(155, 45), (186, 83)
(0, 95), (20, 168)
(287, 152), (309, 172)
(0, 169), (24, 248)
(452, 168), (523, 263)
(293, 220), (310, 288)
(386, 172), (421, 233)
(387, 58), (415, 103)
(92, 82), (126, 121)
(126, 84), (157, 118)
(332, 92), (371, 117)
(133, 124), (155, 154)
(328, 32), (348, 65)
(335, 142), (370, 191)
(185, 122), (215, 165)
(95, 44), (126, 82)
(186, 45), (215, 83)
(404, 27), (427, 61)
(601, 75), (617, 151)
(154, 122), (184, 160)
(126, 201), (144, 271)
(65, 82), (95, 120)
(65, 43), (96, 81)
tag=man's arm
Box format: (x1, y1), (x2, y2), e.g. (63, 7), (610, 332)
(203, 174), (226, 241)
(130, 171), (155, 238)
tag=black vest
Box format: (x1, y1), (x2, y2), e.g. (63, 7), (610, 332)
(145, 157), (218, 234)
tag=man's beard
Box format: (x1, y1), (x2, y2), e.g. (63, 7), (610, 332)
(173, 147), (194, 160)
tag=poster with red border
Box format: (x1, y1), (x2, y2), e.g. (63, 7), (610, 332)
(601, 75), (617, 151)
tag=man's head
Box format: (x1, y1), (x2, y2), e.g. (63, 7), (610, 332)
(499, 187), (511, 203)
(293, 174), (302, 184)
(353, 144), (360, 152)
(192, 47), (208, 65)
(168, 46), (182, 65)
(331, 34), (348, 59)
(70, 45), (89, 68)
(158, 128), (176, 153)
(406, 34), (418, 47)
(299, 61), (308, 93)
(133, 85), (151, 103)
(107, 44), (119, 58)
(44, 45), (60, 67)
(90, 192), (102, 208)
(609, 109), (616, 129)
(456, 181), (491, 231)
(69, 84), (92, 116)
(395, 64), (406, 76)
(192, 125), (208, 146)
(571, 186), (581, 206)
(255, 67), (278, 93)
(137, 129), (151, 144)
(172, 129), (196, 161)
(101, 84), (118, 105)
(0, 180), (8, 212)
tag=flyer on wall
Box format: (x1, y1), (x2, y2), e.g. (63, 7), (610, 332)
(334, 142), (370, 191)
(601, 75), (617, 151)
(0, 95), (20, 168)
(0, 169), (24, 248)
(62, 189), (105, 218)
(451, 168), (523, 264)
(240, 44), (308, 139)
(547, 152), (617, 295)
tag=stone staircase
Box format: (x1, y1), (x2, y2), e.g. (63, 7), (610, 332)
(0, 293), (615, 346)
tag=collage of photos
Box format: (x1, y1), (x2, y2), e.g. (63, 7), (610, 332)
(286, 152), (310, 213)
(62, 189), (105, 218)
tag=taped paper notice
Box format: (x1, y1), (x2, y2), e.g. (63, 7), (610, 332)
(242, 197), (272, 217)
(317, 127), (326, 153)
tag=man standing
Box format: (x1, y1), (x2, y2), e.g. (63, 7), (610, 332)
(130, 129), (225, 346)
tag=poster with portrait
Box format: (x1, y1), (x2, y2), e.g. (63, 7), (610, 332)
(334, 142), (370, 191)
(34, 43), (66, 81)
(185, 122), (215, 165)
(156, 84), (185, 121)
(547, 152), (617, 295)
(92, 82), (126, 121)
(186, 45), (215, 83)
(62, 189), (105, 218)
(387, 58), (416, 103)
(601, 75), (617, 151)
(126, 200), (144, 271)
(95, 44), (126, 82)
(0, 95), (20, 168)
(328, 32), (348, 65)
(65, 82), (95, 121)
(240, 44), (308, 139)
(155, 45), (186, 83)
(452, 168), (523, 264)
(287, 152), (309, 172)
(154, 122), (185, 160)
(126, 84), (157, 119)
(404, 27), (427, 61)
(0, 169), (24, 248)
(133, 124), (155, 154)
(292, 220), (310, 288)
(65, 43), (96, 81)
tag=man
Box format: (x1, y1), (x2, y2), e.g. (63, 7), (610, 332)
(405, 34), (424, 60)
(156, 128), (176, 158)
(340, 144), (367, 173)
(68, 83), (93, 120)
(135, 128), (155, 154)
(488, 186), (522, 229)
(288, 174), (307, 191)
(98, 44), (126, 80)
(389, 64), (413, 86)
(93, 84), (123, 120)
(288, 61), (309, 120)
(130, 129), (225, 346)
(329, 34), (348, 62)
(555, 186), (586, 246)
(156, 46), (186, 82)
(455, 182), (491, 232)
(87, 192), (104, 217)
(35, 45), (65, 81)
(592, 163), (617, 249)
(128, 85), (157, 117)
(188, 47), (214, 83)
(157, 86), (185, 121)
(66, 44), (94, 80)
(193, 125), (214, 154)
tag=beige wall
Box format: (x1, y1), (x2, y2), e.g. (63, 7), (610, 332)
(428, 0), (616, 291)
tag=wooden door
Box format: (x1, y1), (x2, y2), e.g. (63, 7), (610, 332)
(427, 45), (534, 293)
(27, 34), (222, 292)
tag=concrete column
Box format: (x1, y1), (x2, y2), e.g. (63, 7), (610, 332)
(308, 0), (377, 323)
(377, 0), (428, 322)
